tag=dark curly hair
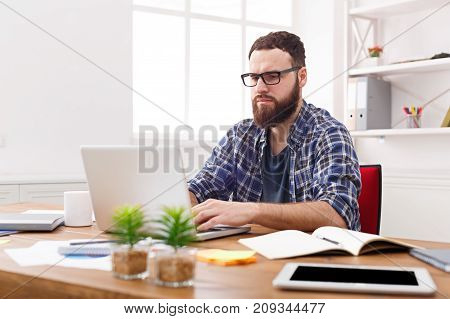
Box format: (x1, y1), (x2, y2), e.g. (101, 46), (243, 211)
(248, 31), (306, 67)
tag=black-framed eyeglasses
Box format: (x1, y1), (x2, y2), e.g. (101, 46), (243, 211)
(240, 66), (301, 87)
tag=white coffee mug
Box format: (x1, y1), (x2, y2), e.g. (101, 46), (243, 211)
(64, 191), (93, 227)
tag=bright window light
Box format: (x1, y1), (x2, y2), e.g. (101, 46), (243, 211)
(134, 0), (185, 11)
(191, 0), (241, 19)
(246, 0), (292, 26)
(133, 1), (294, 135)
(189, 19), (242, 129)
(133, 11), (185, 131)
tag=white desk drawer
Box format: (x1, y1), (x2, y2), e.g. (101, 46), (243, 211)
(0, 184), (20, 204)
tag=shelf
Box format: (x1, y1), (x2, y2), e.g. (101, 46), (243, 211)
(349, 0), (448, 19)
(350, 127), (450, 138)
(348, 57), (450, 76)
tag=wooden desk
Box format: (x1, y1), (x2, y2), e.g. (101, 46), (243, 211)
(1, 203), (449, 299)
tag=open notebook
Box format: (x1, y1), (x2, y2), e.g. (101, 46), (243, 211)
(239, 226), (420, 260)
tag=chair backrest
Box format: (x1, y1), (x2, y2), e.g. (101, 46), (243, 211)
(358, 165), (382, 235)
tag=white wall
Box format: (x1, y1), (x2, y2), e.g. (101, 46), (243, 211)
(0, 0), (132, 176)
(355, 136), (450, 242)
(295, 0), (337, 115)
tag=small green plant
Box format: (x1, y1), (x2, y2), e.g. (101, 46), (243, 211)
(151, 206), (196, 250)
(112, 204), (149, 248)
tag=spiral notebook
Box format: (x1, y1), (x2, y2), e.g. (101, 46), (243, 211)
(57, 243), (111, 257)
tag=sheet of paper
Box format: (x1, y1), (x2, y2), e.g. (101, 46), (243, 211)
(4, 240), (111, 271)
(0, 239), (10, 245)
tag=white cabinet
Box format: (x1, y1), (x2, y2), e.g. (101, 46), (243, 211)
(0, 185), (20, 204)
(0, 176), (87, 205)
(19, 183), (88, 205)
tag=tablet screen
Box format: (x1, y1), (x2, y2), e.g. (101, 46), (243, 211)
(290, 265), (419, 286)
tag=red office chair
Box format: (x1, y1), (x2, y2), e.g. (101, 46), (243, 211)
(358, 165), (382, 235)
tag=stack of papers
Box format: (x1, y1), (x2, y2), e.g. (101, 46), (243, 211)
(197, 249), (256, 266)
(4, 240), (111, 271)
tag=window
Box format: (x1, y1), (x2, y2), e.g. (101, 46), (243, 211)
(133, 0), (295, 134)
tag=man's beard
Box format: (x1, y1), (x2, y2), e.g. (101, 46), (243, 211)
(252, 79), (300, 129)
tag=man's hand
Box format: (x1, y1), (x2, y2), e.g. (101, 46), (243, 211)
(191, 199), (347, 232)
(192, 199), (258, 231)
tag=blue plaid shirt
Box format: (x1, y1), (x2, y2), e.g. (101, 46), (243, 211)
(188, 100), (361, 230)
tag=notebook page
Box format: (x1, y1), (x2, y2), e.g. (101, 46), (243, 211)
(238, 230), (340, 259)
(312, 226), (382, 255)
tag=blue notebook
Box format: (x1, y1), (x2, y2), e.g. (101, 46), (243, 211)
(410, 248), (450, 272)
(0, 230), (18, 237)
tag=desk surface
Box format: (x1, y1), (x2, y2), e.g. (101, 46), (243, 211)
(1, 202), (449, 299)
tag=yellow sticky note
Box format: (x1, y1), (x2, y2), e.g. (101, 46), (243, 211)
(0, 239), (10, 245)
(197, 249), (256, 266)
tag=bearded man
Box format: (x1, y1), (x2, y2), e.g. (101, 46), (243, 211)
(188, 31), (361, 232)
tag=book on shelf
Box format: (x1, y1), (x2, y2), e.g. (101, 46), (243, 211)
(238, 226), (419, 260)
(441, 106), (450, 127)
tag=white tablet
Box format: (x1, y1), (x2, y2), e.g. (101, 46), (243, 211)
(273, 263), (436, 295)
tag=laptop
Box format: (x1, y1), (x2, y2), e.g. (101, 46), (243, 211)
(80, 145), (250, 240)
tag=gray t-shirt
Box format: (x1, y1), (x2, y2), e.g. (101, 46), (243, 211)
(261, 140), (291, 203)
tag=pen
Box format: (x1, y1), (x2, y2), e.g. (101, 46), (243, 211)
(318, 236), (341, 246)
(402, 106), (410, 115)
(70, 239), (117, 246)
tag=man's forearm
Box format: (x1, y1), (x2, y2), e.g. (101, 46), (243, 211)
(189, 191), (198, 206)
(252, 201), (347, 231)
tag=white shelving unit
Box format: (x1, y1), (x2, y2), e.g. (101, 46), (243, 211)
(346, 0), (450, 243)
(349, 57), (450, 77)
(349, 0), (448, 19)
(0, 175), (87, 205)
(344, 0), (450, 137)
(350, 127), (450, 138)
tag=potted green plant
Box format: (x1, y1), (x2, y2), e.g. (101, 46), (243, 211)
(151, 206), (197, 287)
(110, 204), (150, 280)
